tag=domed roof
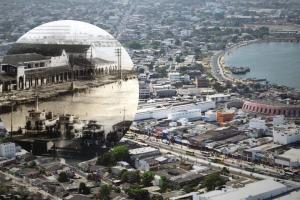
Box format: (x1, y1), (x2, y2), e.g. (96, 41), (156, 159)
(11, 20), (134, 69)
(17, 20), (115, 45)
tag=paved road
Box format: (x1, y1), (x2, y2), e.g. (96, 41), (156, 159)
(129, 135), (300, 189)
(210, 51), (230, 84)
(143, 137), (271, 180)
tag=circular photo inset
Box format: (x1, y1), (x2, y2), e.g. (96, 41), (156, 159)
(0, 20), (138, 158)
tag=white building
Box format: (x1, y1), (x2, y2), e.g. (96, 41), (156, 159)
(0, 142), (16, 158)
(168, 72), (181, 82)
(180, 74), (190, 82)
(249, 118), (267, 130)
(1, 51), (69, 91)
(272, 115), (285, 126)
(138, 73), (147, 80)
(134, 101), (216, 121)
(273, 124), (300, 145)
(275, 148), (300, 168)
(204, 110), (217, 122)
(162, 38), (175, 46)
(180, 30), (192, 37)
(129, 147), (160, 159)
(196, 179), (288, 200)
(207, 94), (231, 103)
(168, 109), (202, 121)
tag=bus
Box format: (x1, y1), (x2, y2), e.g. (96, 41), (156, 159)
(186, 151), (195, 156)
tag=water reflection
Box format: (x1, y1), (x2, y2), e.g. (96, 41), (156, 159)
(0, 79), (138, 133)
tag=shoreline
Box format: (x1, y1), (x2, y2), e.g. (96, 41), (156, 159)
(226, 38), (300, 54)
(217, 39), (299, 90)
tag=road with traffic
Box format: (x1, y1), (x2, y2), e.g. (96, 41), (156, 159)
(127, 134), (300, 189)
(210, 51), (231, 84)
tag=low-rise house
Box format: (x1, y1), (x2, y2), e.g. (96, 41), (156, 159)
(135, 157), (159, 171)
(129, 147), (160, 160)
(275, 148), (300, 168)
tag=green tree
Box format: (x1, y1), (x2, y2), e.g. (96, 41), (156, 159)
(99, 184), (111, 200)
(154, 66), (168, 78)
(202, 172), (226, 191)
(57, 172), (69, 183)
(213, 82), (225, 93)
(78, 182), (90, 194)
(97, 152), (116, 166)
(126, 40), (143, 49)
(141, 171), (155, 187)
(159, 176), (170, 192)
(121, 171), (140, 184)
(126, 187), (150, 200)
(176, 56), (183, 63)
(0, 185), (8, 195)
(183, 183), (195, 193)
(111, 145), (130, 162)
(138, 68), (145, 74)
(120, 170), (128, 182)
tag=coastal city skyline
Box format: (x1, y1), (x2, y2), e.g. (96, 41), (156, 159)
(0, 0), (300, 200)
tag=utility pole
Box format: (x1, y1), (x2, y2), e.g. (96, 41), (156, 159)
(10, 101), (13, 137)
(115, 48), (122, 79)
(70, 54), (75, 90)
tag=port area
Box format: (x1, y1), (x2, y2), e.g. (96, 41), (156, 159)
(211, 38), (297, 86)
(228, 66), (250, 74)
(210, 40), (265, 85)
(0, 72), (136, 113)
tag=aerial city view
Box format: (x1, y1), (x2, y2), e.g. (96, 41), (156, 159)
(0, 0), (299, 199)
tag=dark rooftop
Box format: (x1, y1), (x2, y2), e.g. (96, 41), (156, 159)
(8, 43), (91, 57)
(2, 53), (48, 66)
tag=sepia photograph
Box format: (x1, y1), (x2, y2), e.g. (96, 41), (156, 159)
(0, 0), (299, 200)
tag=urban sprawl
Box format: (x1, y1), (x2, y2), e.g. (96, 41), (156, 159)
(0, 0), (300, 200)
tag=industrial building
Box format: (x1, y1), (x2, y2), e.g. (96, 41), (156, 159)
(248, 118), (268, 130)
(129, 147), (160, 160)
(154, 88), (177, 98)
(168, 109), (202, 121)
(134, 101), (216, 121)
(275, 148), (300, 168)
(188, 127), (240, 147)
(207, 93), (231, 103)
(197, 179), (289, 200)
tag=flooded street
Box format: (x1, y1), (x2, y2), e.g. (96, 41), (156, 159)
(0, 79), (138, 133)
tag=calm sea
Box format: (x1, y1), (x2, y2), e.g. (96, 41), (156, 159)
(224, 42), (300, 90)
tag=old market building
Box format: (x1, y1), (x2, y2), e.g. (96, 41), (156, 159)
(0, 20), (129, 92)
